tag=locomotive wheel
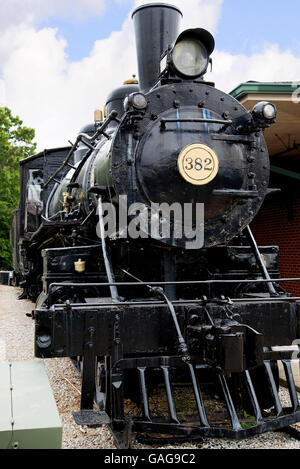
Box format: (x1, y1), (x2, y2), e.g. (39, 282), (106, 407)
(96, 357), (111, 413)
(71, 356), (82, 373)
(70, 356), (109, 414)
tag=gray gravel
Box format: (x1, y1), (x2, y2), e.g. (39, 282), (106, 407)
(1, 284), (300, 449)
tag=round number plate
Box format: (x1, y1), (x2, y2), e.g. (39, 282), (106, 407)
(178, 143), (219, 185)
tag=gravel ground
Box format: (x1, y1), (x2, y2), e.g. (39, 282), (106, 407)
(1, 284), (300, 450)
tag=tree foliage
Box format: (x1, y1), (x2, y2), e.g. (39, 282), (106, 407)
(0, 107), (36, 268)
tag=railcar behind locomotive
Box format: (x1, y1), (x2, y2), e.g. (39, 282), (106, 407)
(11, 3), (300, 447)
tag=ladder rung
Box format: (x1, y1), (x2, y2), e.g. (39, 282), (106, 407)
(81, 139), (95, 150)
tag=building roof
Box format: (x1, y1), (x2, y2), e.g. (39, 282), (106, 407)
(230, 81), (297, 101)
(230, 81), (300, 166)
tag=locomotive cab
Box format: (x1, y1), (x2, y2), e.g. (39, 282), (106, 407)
(12, 147), (72, 294)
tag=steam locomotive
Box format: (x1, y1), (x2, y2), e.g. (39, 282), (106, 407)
(11, 3), (300, 447)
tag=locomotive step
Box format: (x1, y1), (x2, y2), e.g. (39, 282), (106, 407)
(72, 410), (110, 427)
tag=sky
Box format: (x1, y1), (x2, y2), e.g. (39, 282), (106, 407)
(1, 0), (300, 151)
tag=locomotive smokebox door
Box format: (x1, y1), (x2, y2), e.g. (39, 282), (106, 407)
(111, 83), (271, 248)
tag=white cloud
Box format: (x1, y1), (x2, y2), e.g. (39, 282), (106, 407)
(2, 26), (69, 146)
(0, 0), (106, 31)
(0, 81), (5, 106)
(211, 45), (300, 92)
(1, 0), (300, 153)
(0, 0), (225, 150)
(1, 17), (137, 150)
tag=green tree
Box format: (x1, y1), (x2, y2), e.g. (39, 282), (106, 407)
(0, 107), (36, 268)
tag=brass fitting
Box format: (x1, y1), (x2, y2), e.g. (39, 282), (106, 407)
(94, 109), (103, 122)
(62, 192), (74, 212)
(123, 74), (138, 85)
(74, 259), (86, 274)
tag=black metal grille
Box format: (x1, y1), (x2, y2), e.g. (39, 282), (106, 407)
(113, 355), (300, 441)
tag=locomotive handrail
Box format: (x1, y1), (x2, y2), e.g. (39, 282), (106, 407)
(47, 277), (300, 304)
(46, 278), (300, 309)
(44, 111), (119, 188)
(246, 225), (278, 297)
(47, 297), (300, 311)
(160, 117), (232, 129)
(47, 277), (300, 288)
(98, 197), (119, 302)
(213, 189), (259, 198)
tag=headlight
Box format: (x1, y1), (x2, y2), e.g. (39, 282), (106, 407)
(263, 103), (276, 120)
(124, 92), (148, 111)
(132, 93), (148, 110)
(172, 39), (209, 78)
(252, 102), (277, 121)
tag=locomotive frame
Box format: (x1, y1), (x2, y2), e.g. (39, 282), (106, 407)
(11, 2), (300, 448)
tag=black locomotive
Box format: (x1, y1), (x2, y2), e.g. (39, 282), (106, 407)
(11, 3), (300, 447)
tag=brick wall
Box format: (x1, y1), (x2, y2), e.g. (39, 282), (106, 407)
(251, 190), (300, 296)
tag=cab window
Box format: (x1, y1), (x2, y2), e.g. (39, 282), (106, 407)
(25, 169), (43, 232)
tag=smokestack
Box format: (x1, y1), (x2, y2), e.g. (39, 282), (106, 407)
(132, 3), (183, 93)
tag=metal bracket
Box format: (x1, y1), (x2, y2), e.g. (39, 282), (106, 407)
(160, 117), (232, 130)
